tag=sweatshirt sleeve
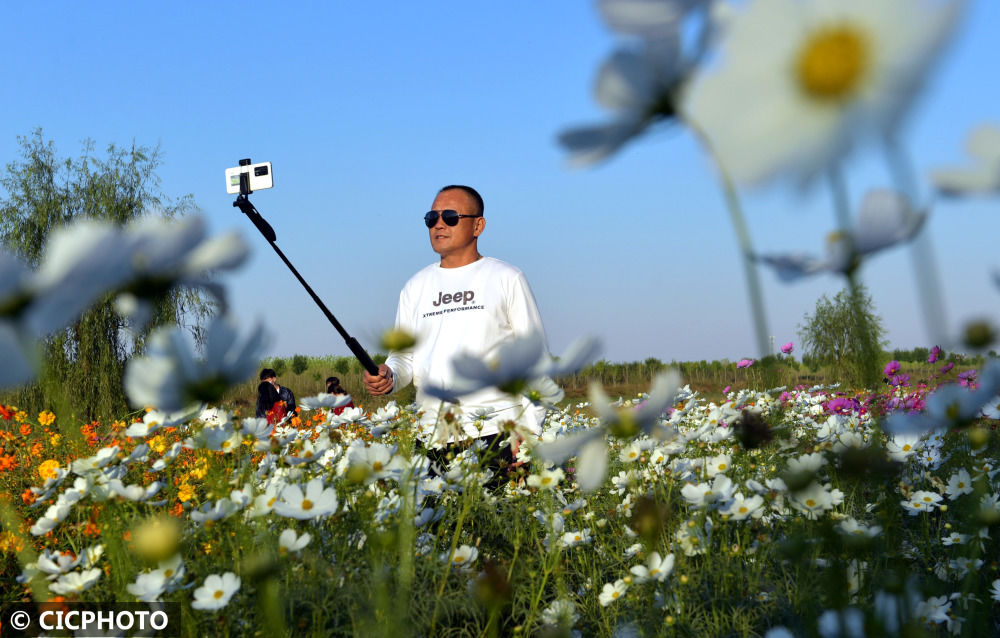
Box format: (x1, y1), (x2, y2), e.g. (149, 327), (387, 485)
(506, 270), (548, 351)
(384, 285), (414, 393)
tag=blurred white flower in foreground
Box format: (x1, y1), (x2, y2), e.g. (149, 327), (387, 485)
(885, 361), (1000, 435)
(0, 251), (39, 387)
(534, 371), (682, 492)
(115, 215), (248, 330)
(932, 123), (1000, 196)
(423, 333), (600, 400)
(756, 189), (923, 281)
(687, 0), (965, 186)
(124, 316), (268, 411)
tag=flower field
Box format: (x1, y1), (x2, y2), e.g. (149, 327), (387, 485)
(2, 361), (998, 637)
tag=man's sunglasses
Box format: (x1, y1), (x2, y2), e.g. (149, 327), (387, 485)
(424, 209), (482, 228)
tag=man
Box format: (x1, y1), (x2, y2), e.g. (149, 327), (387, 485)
(258, 368), (296, 416)
(363, 185), (548, 455)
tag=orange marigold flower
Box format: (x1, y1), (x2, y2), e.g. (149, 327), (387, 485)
(38, 411), (56, 426)
(0, 405), (13, 420)
(291, 416), (302, 427)
(38, 459), (61, 481)
(31, 442), (44, 457)
(0, 454), (17, 471)
(170, 502), (184, 517)
(122, 531), (132, 542)
(19, 423), (32, 436)
(82, 521), (100, 537)
(21, 488), (36, 505)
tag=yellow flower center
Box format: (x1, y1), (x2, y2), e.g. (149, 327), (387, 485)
(213, 589), (224, 599)
(542, 477), (552, 485)
(923, 496), (932, 503)
(796, 25), (869, 101)
(902, 444), (911, 451)
(805, 499), (817, 507)
(372, 461), (383, 471)
(612, 591), (620, 599)
(739, 506), (748, 514)
(301, 499), (314, 511)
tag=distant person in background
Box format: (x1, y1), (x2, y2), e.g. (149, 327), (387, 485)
(256, 380), (285, 424)
(260, 368), (296, 414)
(326, 376), (355, 415)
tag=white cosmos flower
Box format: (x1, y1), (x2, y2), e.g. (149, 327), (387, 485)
(527, 467), (565, 490)
(124, 316), (268, 411)
(757, 190), (924, 281)
(902, 490), (942, 515)
(990, 578), (1000, 603)
(629, 551), (674, 583)
(789, 482), (835, 519)
(278, 529), (311, 555)
(127, 571), (167, 602)
(599, 579), (630, 606)
(191, 572), (241, 611)
(561, 528), (593, 548)
(272, 477), (339, 520)
(299, 393), (354, 411)
(443, 544), (478, 570)
(721, 492), (765, 521)
(36, 549), (82, 577)
(686, 0), (965, 186)
(108, 479), (163, 502)
(945, 469), (974, 499)
(49, 568), (102, 595)
(932, 123), (1000, 196)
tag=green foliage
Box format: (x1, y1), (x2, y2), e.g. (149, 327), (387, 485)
(798, 284), (887, 389)
(291, 354), (310, 375)
(270, 357), (287, 377)
(0, 130), (211, 420)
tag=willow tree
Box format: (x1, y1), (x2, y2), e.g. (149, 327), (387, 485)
(0, 129), (212, 420)
(798, 285), (887, 389)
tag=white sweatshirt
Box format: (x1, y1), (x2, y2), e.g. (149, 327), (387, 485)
(385, 256), (548, 438)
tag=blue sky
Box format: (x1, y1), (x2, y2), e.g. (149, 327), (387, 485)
(2, 1), (998, 364)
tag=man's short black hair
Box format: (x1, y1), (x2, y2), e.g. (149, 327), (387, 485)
(439, 185), (484, 216)
(260, 368), (277, 380)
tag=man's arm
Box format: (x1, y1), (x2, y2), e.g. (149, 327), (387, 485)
(365, 286), (414, 396)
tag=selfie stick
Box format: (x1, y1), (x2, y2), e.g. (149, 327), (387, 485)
(232, 160), (379, 376)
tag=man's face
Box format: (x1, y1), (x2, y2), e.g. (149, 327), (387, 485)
(428, 189), (484, 258)
(266, 376), (277, 386)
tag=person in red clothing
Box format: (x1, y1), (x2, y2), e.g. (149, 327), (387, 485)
(257, 381), (286, 425)
(326, 376), (355, 415)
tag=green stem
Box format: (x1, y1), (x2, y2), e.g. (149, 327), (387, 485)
(684, 113), (771, 358)
(829, 168), (881, 389)
(883, 137), (948, 345)
(428, 488), (474, 635)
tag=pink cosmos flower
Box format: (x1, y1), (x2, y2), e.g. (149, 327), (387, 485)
(928, 345), (942, 363)
(884, 361), (901, 377)
(781, 342), (794, 355)
(737, 359), (754, 369)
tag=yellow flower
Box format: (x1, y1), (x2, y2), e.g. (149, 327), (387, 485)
(38, 411), (56, 426)
(38, 459), (62, 481)
(49, 434), (62, 448)
(15, 410), (27, 422)
(148, 435), (166, 454)
(178, 483), (196, 503)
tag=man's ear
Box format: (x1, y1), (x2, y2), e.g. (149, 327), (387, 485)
(473, 216), (486, 237)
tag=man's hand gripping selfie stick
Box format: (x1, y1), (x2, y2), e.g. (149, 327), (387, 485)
(232, 164), (379, 376)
